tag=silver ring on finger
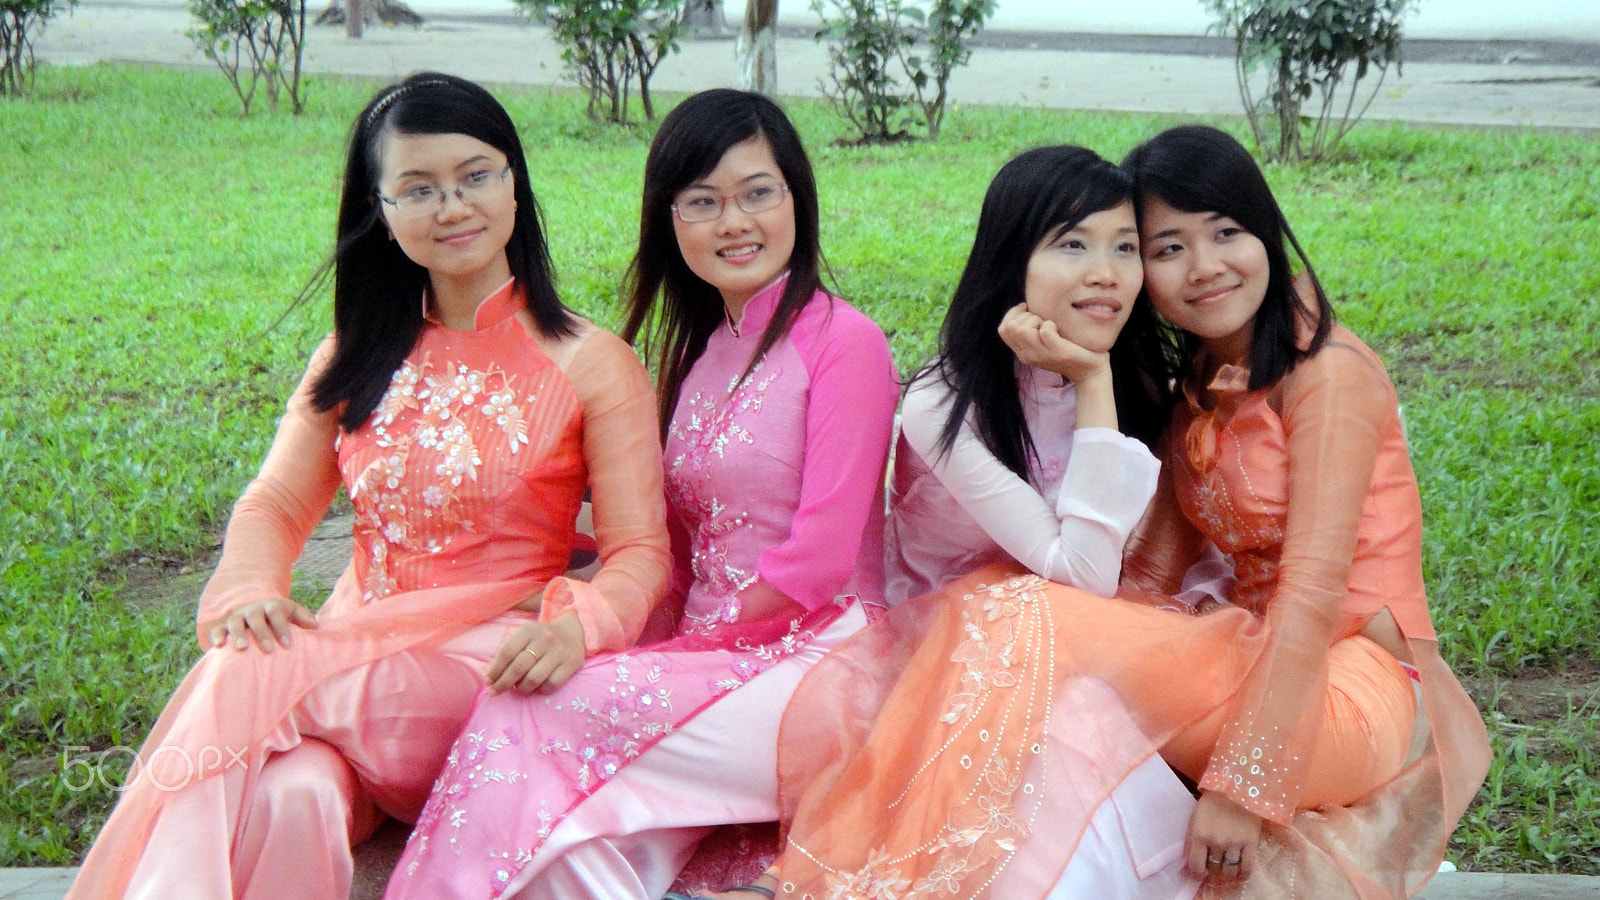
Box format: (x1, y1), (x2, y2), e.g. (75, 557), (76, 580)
(1223, 852), (1242, 868)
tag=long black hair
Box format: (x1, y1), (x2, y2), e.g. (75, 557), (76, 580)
(306, 72), (572, 431)
(1122, 125), (1332, 392)
(918, 145), (1171, 479)
(620, 89), (828, 437)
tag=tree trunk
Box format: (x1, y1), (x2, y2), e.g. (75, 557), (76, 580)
(682, 0), (728, 37)
(315, 0), (423, 29)
(346, 0), (362, 38)
(736, 0), (777, 95)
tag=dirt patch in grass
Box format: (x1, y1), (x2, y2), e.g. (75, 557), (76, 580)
(1464, 658), (1600, 728)
(116, 549), (220, 612)
(118, 501), (358, 613)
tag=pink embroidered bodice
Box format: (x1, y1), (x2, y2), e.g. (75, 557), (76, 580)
(664, 276), (898, 629)
(886, 363), (1161, 603)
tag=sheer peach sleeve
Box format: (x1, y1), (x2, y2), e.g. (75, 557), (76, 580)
(1197, 340), (1393, 824)
(1120, 437), (1208, 596)
(194, 338), (341, 645)
(536, 328), (672, 655)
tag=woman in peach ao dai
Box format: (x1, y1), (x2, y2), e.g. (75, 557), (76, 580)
(65, 74), (671, 900)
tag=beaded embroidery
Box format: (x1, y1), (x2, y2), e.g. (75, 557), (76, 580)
(401, 727), (528, 871)
(666, 359), (780, 631)
(343, 354), (541, 603)
(792, 576), (1051, 899)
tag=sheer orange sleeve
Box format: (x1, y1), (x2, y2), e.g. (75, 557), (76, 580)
(536, 329), (672, 655)
(194, 338), (341, 645)
(1120, 437), (1208, 596)
(1197, 340), (1393, 824)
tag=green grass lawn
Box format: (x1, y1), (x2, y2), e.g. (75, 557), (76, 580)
(2, 64), (1597, 873)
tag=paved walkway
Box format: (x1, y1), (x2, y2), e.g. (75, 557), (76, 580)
(15, 3), (1600, 898)
(31, 0), (1600, 129)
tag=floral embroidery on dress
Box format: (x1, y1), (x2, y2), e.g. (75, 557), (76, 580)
(824, 848), (912, 900)
(429, 610), (829, 897)
(1189, 474), (1237, 547)
(942, 611), (1018, 726)
(542, 652), (677, 793)
(1178, 404), (1287, 616)
(795, 577), (1043, 899)
(539, 614), (820, 796)
(402, 727), (529, 872)
(346, 354), (540, 602)
(666, 359), (780, 631)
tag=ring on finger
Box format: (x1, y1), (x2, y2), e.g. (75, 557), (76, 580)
(1206, 852), (1224, 869)
(1223, 852), (1242, 867)
(521, 648), (540, 660)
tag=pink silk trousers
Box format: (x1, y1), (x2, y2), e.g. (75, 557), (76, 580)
(125, 613), (528, 900)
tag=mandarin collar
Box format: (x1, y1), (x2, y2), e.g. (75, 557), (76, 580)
(422, 277), (520, 331)
(725, 271), (790, 338)
(1180, 358), (1253, 472)
(1182, 352), (1253, 413)
(1016, 360), (1075, 400)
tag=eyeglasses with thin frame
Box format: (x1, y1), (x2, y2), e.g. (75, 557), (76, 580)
(377, 165), (513, 220)
(671, 182), (789, 223)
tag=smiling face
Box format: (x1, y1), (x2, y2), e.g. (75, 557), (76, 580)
(1138, 197), (1270, 363)
(670, 135), (796, 318)
(376, 131), (516, 306)
(1021, 202), (1143, 354)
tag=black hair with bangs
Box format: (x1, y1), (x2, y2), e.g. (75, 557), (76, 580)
(1122, 125), (1332, 393)
(305, 72), (571, 430)
(917, 144), (1170, 478)
(620, 89), (829, 437)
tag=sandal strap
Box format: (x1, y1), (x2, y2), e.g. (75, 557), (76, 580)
(728, 886), (776, 899)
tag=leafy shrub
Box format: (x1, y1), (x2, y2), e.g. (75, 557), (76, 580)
(1, 0), (75, 96)
(811, 0), (996, 143)
(188, 0), (308, 115)
(1205, 0), (1418, 162)
(523, 0), (684, 123)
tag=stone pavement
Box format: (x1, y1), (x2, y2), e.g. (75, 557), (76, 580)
(30, 0), (1600, 129)
(6, 864), (1600, 899)
(14, 3), (1600, 897)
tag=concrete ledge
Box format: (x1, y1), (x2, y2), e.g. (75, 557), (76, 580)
(1417, 872), (1600, 899)
(7, 865), (1597, 899)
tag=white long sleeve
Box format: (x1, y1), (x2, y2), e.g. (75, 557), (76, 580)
(894, 369), (1160, 598)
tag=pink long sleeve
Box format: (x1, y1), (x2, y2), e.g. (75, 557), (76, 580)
(194, 339), (340, 645)
(755, 303), (898, 612)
